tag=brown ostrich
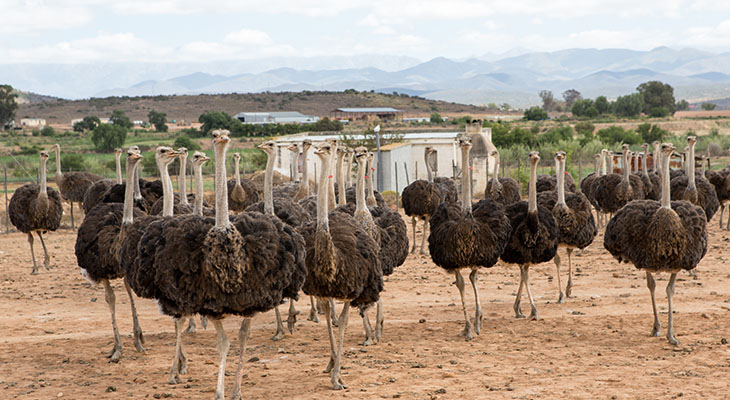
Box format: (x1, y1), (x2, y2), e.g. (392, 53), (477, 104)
(670, 136), (720, 221)
(227, 152), (259, 211)
(52, 143), (103, 229)
(8, 151), (63, 274)
(401, 147), (442, 254)
(485, 149), (521, 206)
(593, 144), (645, 215)
(83, 148), (124, 214)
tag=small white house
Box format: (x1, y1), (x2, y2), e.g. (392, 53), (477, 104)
(235, 111), (319, 125)
(20, 118), (46, 128)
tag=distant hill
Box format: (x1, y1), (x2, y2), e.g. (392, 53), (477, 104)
(16, 91), (495, 127)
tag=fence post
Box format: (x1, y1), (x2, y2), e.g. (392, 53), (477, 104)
(403, 162), (410, 186)
(578, 158), (583, 193)
(394, 161), (399, 211)
(313, 163), (318, 193)
(4, 168), (8, 234)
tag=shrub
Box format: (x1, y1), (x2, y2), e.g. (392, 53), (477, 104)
(701, 102), (717, 111)
(597, 125), (640, 145)
(173, 135), (201, 150)
(40, 126), (55, 137)
(637, 123), (668, 143)
(430, 112), (444, 123)
(91, 124), (127, 151)
(649, 106), (670, 118)
(524, 106), (548, 121)
(60, 154), (87, 172)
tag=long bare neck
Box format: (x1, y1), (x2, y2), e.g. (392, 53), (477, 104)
(660, 151), (672, 209)
(601, 153), (607, 176)
(179, 154), (188, 205)
(345, 153), (353, 188)
(461, 147), (472, 212)
(337, 152), (346, 206)
(425, 151), (433, 182)
(215, 146), (230, 228)
(193, 163), (204, 216)
(608, 155), (614, 174)
(622, 153), (630, 182)
(593, 158), (600, 175)
(234, 157), (241, 185)
(356, 158), (367, 213)
(327, 147), (336, 211)
(528, 159), (538, 213)
(122, 158), (137, 224)
(654, 144), (661, 173)
(688, 143), (696, 189)
(54, 146), (62, 179)
(317, 154), (331, 231)
(301, 147), (310, 194)
(557, 159), (566, 206)
(633, 153), (639, 172)
(159, 160), (174, 217)
(133, 165), (142, 200)
(264, 150), (275, 216)
(366, 158), (376, 205)
(642, 148), (650, 178)
(115, 153), (122, 184)
(39, 158), (48, 200)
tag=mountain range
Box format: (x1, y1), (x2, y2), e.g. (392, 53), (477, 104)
(3, 47), (730, 108)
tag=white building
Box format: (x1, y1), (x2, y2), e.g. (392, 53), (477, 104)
(20, 118), (46, 128)
(234, 111), (319, 125)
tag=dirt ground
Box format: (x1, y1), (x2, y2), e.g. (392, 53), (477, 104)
(1, 210), (729, 400)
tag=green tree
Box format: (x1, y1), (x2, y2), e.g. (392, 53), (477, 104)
(562, 89), (582, 109)
(199, 111), (237, 135)
(0, 84), (19, 130)
(524, 106), (548, 121)
(614, 93), (643, 117)
(571, 99), (594, 117)
(701, 102), (717, 111)
(173, 135), (201, 150)
(91, 124), (127, 151)
(539, 90), (556, 111)
(584, 105), (599, 118)
(40, 126), (55, 137)
(540, 126), (573, 144)
(637, 81), (676, 115)
(109, 110), (133, 129)
(649, 106), (670, 117)
(594, 96), (609, 114)
(574, 121), (595, 145)
(148, 110), (168, 132)
(430, 112), (444, 123)
(60, 154), (87, 172)
(597, 126), (640, 144)
(637, 123), (668, 143)
(676, 99), (690, 111)
(73, 116), (101, 132)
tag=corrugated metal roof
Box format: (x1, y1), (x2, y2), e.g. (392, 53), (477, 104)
(274, 131), (462, 142)
(380, 142), (410, 151)
(335, 107), (403, 113)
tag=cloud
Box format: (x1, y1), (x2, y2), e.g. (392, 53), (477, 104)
(224, 29), (274, 45)
(0, 0), (93, 35)
(680, 19), (730, 49)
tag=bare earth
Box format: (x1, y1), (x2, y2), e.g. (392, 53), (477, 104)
(1, 210), (729, 400)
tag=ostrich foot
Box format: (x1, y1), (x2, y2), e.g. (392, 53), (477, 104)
(272, 328), (285, 341)
(184, 318), (197, 334)
(325, 357), (334, 373)
(528, 305), (540, 321)
(43, 256), (51, 270)
(331, 373), (347, 390)
(474, 309), (483, 336)
(558, 291), (565, 304)
(31, 268), (38, 275)
(650, 322), (661, 337)
(513, 301), (525, 319)
(308, 307), (319, 323)
(108, 344), (122, 363)
(565, 280), (573, 298)
(667, 334), (679, 346)
(362, 337), (375, 346)
(133, 328), (146, 352)
(460, 320), (475, 341)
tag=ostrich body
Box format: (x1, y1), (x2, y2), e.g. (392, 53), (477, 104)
(670, 136), (720, 221)
(52, 143), (103, 229)
(537, 152), (597, 302)
(639, 144), (661, 200)
(485, 149), (521, 206)
(246, 140), (310, 340)
(536, 170), (576, 193)
(593, 145), (645, 214)
(135, 130), (306, 399)
(604, 143), (707, 345)
(227, 152), (259, 211)
(83, 148), (124, 214)
(300, 142), (382, 390)
(8, 151), (63, 274)
(428, 147), (459, 203)
(74, 148), (148, 362)
(501, 152), (559, 320)
(428, 137), (511, 340)
(705, 167), (730, 229)
(401, 147), (442, 254)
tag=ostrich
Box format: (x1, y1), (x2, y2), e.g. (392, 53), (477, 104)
(401, 147), (442, 254)
(83, 148), (124, 214)
(639, 143), (661, 200)
(501, 152), (559, 320)
(75, 148), (149, 362)
(246, 140), (311, 340)
(485, 149), (521, 206)
(537, 152), (597, 302)
(604, 143), (707, 345)
(705, 166), (730, 229)
(345, 147), (354, 188)
(227, 152), (259, 211)
(52, 143), (103, 229)
(149, 149), (195, 216)
(428, 137), (511, 340)
(299, 142), (382, 390)
(295, 140), (312, 200)
(136, 130), (306, 398)
(593, 145), (645, 215)
(427, 147), (459, 203)
(8, 151), (63, 274)
(670, 136), (720, 221)
(580, 151), (605, 227)
(177, 147), (190, 207)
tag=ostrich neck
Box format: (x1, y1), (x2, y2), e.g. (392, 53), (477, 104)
(301, 147), (310, 194)
(425, 151), (433, 182)
(264, 149), (275, 216)
(621, 153), (630, 183)
(39, 158), (48, 201)
(327, 146), (336, 211)
(317, 154), (331, 231)
(491, 153), (501, 194)
(528, 159), (538, 214)
(291, 149), (299, 182)
(688, 143), (696, 189)
(633, 153), (639, 173)
(366, 158), (376, 204)
(54, 146), (62, 179)
(345, 153), (353, 187)
(654, 144), (661, 173)
(337, 152), (346, 206)
(661, 151), (672, 209)
(593, 158), (600, 176)
(159, 160), (174, 217)
(234, 157), (241, 185)
(179, 154), (188, 205)
(133, 165), (142, 200)
(601, 153), (607, 176)
(115, 153), (122, 184)
(193, 163), (204, 216)
(461, 146), (472, 212)
(214, 144), (230, 228)
(356, 158), (367, 213)
(642, 148), (650, 178)
(557, 159), (566, 206)
(608, 155), (614, 175)
(122, 158), (138, 224)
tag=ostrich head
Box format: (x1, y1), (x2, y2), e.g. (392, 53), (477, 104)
(642, 143), (649, 151)
(233, 152), (241, 162)
(555, 151), (566, 162)
(287, 143), (299, 153)
(192, 151), (210, 167)
(177, 147), (188, 158)
(115, 148), (123, 156)
(257, 141), (276, 156)
(528, 151), (540, 164)
(155, 146), (179, 165)
(52, 144), (60, 151)
(354, 146), (368, 163)
(687, 136), (697, 146)
(314, 142), (332, 158)
(126, 148), (142, 162)
(302, 139), (312, 151)
(212, 129), (230, 148)
(39, 150), (49, 160)
(128, 145), (140, 154)
(593, 153), (600, 161)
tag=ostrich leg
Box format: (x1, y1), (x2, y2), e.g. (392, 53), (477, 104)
(719, 205), (724, 230)
(555, 252), (565, 303)
(27, 233), (39, 275)
(375, 298), (384, 342)
(169, 318), (186, 384)
(522, 265), (540, 320)
(211, 319), (230, 400)
(361, 306), (375, 346)
(308, 296), (319, 322)
(565, 248), (574, 298)
(329, 299), (339, 327)
(646, 272), (661, 337)
(513, 267), (526, 318)
(231, 317), (252, 400)
(287, 299), (298, 334)
(36, 232), (50, 270)
(726, 205), (730, 230)
(272, 306), (286, 341)
(469, 268), (483, 335)
(410, 218), (417, 253)
(454, 270), (474, 340)
(124, 280), (145, 352)
(323, 299), (337, 374)
(666, 273), (679, 345)
(331, 301), (350, 390)
(185, 317), (197, 334)
(102, 279), (123, 362)
(419, 220), (429, 255)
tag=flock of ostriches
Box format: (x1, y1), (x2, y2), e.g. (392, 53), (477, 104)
(7, 128), (730, 398)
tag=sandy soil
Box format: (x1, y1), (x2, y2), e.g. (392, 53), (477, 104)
(1, 211), (730, 400)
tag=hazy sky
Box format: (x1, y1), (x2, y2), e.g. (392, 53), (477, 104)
(3, 0), (730, 64)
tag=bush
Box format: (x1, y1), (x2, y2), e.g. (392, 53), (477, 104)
(701, 102), (717, 111)
(430, 112), (444, 123)
(649, 106), (670, 118)
(60, 154), (87, 172)
(91, 124), (127, 152)
(524, 106), (548, 121)
(637, 123), (668, 143)
(540, 126), (573, 144)
(173, 135), (201, 150)
(614, 93), (643, 117)
(708, 142), (723, 157)
(597, 125), (640, 145)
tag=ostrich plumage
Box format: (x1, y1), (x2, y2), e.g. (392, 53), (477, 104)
(227, 152), (259, 211)
(300, 142), (382, 390)
(485, 150), (521, 206)
(536, 172), (576, 193)
(401, 146), (445, 254)
(83, 148), (125, 214)
(670, 136), (720, 221)
(427, 147), (459, 203)
(8, 151), (63, 274)
(429, 137), (511, 340)
(636, 144), (660, 201)
(705, 168), (730, 229)
(537, 151), (597, 303)
(51, 143), (103, 228)
(501, 151), (559, 321)
(593, 146), (646, 214)
(133, 130), (306, 399)
(74, 149), (147, 362)
(604, 142), (707, 345)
